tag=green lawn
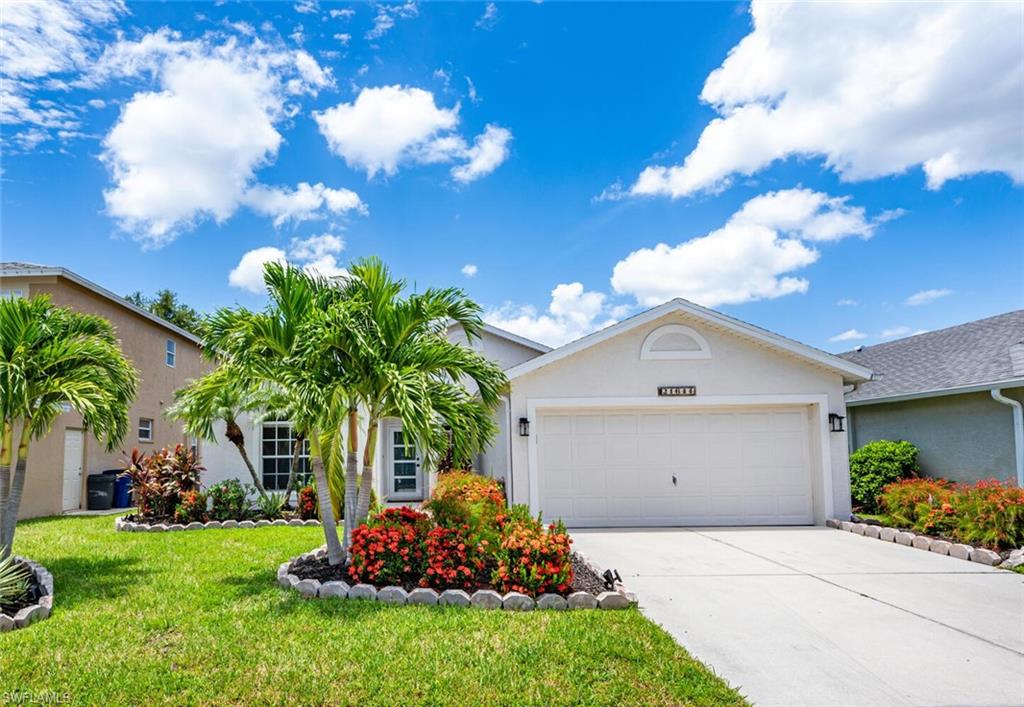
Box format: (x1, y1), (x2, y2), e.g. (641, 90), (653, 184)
(1, 515), (745, 706)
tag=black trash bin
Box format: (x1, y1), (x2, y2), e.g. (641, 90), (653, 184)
(87, 473), (116, 511)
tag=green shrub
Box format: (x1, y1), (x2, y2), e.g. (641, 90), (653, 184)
(424, 471), (506, 547)
(256, 492), (288, 520)
(207, 480), (250, 521)
(850, 440), (920, 512)
(173, 489), (208, 524)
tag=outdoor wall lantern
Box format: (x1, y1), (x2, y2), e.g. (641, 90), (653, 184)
(828, 413), (846, 433)
(518, 417), (530, 437)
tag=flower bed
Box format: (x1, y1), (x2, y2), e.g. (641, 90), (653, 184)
(116, 517), (320, 532)
(280, 472), (636, 610)
(0, 558), (54, 631)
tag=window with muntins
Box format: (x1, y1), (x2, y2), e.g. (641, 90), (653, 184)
(165, 339), (176, 367)
(261, 421), (311, 491)
(138, 418), (153, 442)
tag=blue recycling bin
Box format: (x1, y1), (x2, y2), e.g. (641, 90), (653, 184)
(103, 469), (131, 508)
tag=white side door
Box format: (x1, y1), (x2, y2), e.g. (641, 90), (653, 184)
(62, 428), (85, 511)
(384, 421), (423, 501)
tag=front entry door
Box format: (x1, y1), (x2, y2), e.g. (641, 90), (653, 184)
(62, 428), (85, 511)
(385, 421), (423, 501)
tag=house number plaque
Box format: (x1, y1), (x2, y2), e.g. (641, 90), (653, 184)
(657, 385), (696, 397)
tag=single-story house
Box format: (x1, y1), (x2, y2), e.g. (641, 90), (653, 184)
(1, 263), (207, 519)
(840, 309), (1024, 487)
(207, 298), (870, 527)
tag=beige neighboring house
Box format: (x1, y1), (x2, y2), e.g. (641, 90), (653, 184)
(0, 263), (206, 519)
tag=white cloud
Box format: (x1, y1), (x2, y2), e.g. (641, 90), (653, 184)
(334, 33), (351, 46)
(87, 98), (106, 109)
(630, 1), (1024, 198)
(451, 124), (512, 183)
(366, 2), (418, 40)
(880, 326), (911, 339)
(486, 283), (616, 348)
(230, 233), (348, 292)
(315, 85), (512, 182)
(475, 3), (499, 31)
(294, 0), (319, 14)
(465, 76), (479, 104)
(330, 8), (355, 19)
(836, 298), (858, 306)
(905, 288), (953, 306)
(461, 263), (478, 278)
(229, 247), (288, 293)
(830, 329), (868, 343)
(611, 188), (897, 307)
(96, 32), (337, 246)
(241, 182), (366, 227)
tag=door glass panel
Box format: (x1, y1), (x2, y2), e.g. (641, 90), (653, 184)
(391, 428), (419, 494)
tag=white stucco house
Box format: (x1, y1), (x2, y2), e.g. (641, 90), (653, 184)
(200, 298), (872, 527)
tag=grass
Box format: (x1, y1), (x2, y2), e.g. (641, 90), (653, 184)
(0, 515), (745, 706)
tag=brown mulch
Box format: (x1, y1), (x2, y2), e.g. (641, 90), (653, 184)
(0, 561), (41, 618)
(289, 550), (612, 597)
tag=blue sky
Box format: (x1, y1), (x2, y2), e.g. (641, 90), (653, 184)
(2, 1), (1021, 352)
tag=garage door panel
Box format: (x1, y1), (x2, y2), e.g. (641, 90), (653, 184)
(537, 407), (814, 527)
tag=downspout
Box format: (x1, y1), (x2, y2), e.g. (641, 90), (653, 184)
(504, 395), (514, 505)
(991, 388), (1024, 487)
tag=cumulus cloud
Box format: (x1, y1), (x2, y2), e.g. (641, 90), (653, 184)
(830, 329), (868, 343)
(241, 182), (366, 227)
(229, 233), (348, 293)
(475, 3), (499, 31)
(366, 2), (418, 40)
(630, 1), (1024, 198)
(905, 288), (953, 306)
(96, 31), (340, 246)
(486, 283), (616, 348)
(611, 188), (898, 307)
(314, 85), (511, 181)
(880, 326), (911, 339)
(461, 263), (478, 277)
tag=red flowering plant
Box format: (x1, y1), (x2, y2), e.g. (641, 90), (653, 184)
(424, 471), (506, 547)
(423, 524), (490, 590)
(879, 478), (955, 531)
(492, 505), (573, 597)
(297, 485), (318, 520)
(348, 507), (432, 587)
(173, 489), (208, 524)
(951, 479), (1024, 549)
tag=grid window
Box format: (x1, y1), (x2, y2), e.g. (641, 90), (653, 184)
(261, 421), (311, 492)
(139, 418), (153, 442)
(165, 339), (176, 367)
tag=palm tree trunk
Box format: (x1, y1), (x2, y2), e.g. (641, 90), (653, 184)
(309, 434), (344, 565)
(285, 433), (305, 498)
(224, 417), (267, 499)
(1, 423), (31, 558)
(355, 418), (378, 525)
(0, 420), (12, 557)
(343, 407), (359, 550)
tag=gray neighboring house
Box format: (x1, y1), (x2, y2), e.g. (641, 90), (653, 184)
(840, 310), (1024, 486)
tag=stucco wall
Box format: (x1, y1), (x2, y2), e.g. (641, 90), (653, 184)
(13, 275), (207, 519)
(507, 311), (854, 524)
(848, 387), (1024, 484)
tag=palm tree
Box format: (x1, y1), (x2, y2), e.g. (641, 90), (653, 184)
(0, 296), (137, 557)
(297, 257), (508, 538)
(167, 363), (269, 500)
(201, 263), (349, 565)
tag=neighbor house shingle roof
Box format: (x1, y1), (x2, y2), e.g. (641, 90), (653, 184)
(840, 309), (1024, 404)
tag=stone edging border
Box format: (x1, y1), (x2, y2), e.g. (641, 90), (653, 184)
(277, 547), (637, 611)
(826, 518), (1005, 566)
(115, 516), (321, 532)
(1, 557), (54, 632)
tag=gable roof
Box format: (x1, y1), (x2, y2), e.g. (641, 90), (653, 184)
(505, 298), (873, 383)
(447, 319), (552, 354)
(0, 262), (202, 345)
(840, 309), (1024, 405)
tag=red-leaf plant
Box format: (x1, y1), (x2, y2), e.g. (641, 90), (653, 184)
(348, 507), (431, 587)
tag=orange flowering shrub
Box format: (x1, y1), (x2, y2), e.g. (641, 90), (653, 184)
(423, 524), (488, 590)
(492, 507), (573, 596)
(879, 477), (1024, 549)
(348, 507), (431, 586)
(424, 471), (506, 545)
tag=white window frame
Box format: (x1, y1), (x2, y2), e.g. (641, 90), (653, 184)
(0, 289), (24, 299)
(385, 420), (424, 501)
(165, 339), (176, 368)
(640, 324), (711, 360)
(138, 418), (154, 442)
(260, 421), (310, 492)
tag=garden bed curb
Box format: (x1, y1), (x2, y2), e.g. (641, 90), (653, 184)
(278, 547), (637, 611)
(826, 518), (1013, 567)
(1, 557), (54, 632)
(115, 516), (321, 532)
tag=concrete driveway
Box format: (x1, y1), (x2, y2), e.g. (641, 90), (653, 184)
(573, 527), (1024, 707)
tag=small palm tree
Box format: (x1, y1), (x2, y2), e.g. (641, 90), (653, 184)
(0, 296), (137, 557)
(168, 363), (269, 499)
(296, 257), (508, 540)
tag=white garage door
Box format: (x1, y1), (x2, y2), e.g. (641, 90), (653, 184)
(536, 407), (814, 527)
